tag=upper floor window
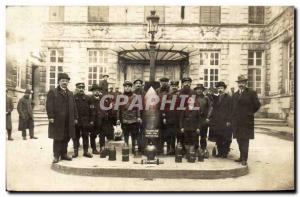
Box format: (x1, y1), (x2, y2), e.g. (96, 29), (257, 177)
(144, 6), (165, 23)
(248, 51), (263, 94)
(88, 6), (109, 22)
(49, 6), (64, 22)
(200, 6), (220, 24)
(50, 49), (64, 63)
(249, 6), (264, 24)
(48, 48), (64, 89)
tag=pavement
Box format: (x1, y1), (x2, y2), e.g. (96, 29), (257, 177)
(6, 124), (295, 191)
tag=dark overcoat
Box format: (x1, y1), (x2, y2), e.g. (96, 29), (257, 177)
(231, 88), (261, 140)
(17, 96), (34, 131)
(209, 93), (232, 140)
(46, 86), (78, 140)
(6, 95), (14, 130)
(74, 94), (91, 127)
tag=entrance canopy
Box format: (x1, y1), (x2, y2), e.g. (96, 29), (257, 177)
(115, 43), (195, 66)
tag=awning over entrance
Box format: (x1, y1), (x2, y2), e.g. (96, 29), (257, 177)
(114, 43), (195, 66)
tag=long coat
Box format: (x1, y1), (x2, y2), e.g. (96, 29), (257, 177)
(17, 96), (34, 131)
(232, 88), (261, 139)
(209, 93), (232, 140)
(74, 94), (91, 127)
(6, 95), (14, 130)
(46, 86), (78, 140)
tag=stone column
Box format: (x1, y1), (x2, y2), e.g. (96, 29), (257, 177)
(32, 65), (40, 109)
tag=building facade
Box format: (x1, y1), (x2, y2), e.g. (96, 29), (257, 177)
(8, 6), (294, 125)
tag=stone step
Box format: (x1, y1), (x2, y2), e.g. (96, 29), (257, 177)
(255, 122), (288, 127)
(255, 118), (286, 122)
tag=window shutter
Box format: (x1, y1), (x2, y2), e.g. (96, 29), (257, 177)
(210, 6), (220, 24)
(200, 6), (211, 24)
(88, 6), (99, 22)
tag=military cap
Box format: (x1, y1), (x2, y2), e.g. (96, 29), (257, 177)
(75, 82), (85, 87)
(103, 74), (109, 78)
(170, 81), (179, 86)
(194, 83), (206, 91)
(133, 79), (143, 84)
(58, 73), (70, 82)
(89, 84), (101, 91)
(123, 80), (133, 86)
(181, 77), (192, 83)
(235, 75), (248, 82)
(215, 81), (227, 89)
(159, 77), (169, 82)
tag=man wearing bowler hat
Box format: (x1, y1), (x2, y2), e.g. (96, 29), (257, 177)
(208, 81), (232, 158)
(232, 75), (261, 166)
(46, 73), (78, 163)
(72, 82), (93, 158)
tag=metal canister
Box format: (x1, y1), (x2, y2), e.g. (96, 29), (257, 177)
(122, 144), (130, 162)
(187, 146), (196, 163)
(198, 149), (204, 162)
(108, 146), (116, 161)
(175, 142), (183, 163)
(100, 147), (107, 158)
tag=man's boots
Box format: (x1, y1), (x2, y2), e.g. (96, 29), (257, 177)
(83, 151), (93, 158)
(72, 149), (79, 158)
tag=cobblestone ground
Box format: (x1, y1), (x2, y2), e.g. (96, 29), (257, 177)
(6, 125), (294, 191)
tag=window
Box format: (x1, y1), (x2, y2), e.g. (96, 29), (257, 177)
(88, 6), (109, 22)
(181, 6), (185, 20)
(248, 51), (263, 94)
(88, 50), (108, 90)
(144, 6), (165, 23)
(164, 65), (175, 81)
(48, 49), (64, 89)
(200, 51), (220, 88)
(200, 6), (220, 24)
(249, 6), (264, 24)
(287, 41), (293, 93)
(49, 6), (64, 22)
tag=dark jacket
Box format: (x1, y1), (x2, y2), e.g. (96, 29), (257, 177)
(17, 96), (34, 130)
(179, 107), (201, 131)
(99, 80), (108, 93)
(196, 94), (212, 124)
(118, 92), (140, 125)
(232, 88), (261, 139)
(6, 95), (14, 130)
(74, 94), (91, 127)
(46, 86), (78, 140)
(161, 90), (180, 127)
(209, 93), (232, 139)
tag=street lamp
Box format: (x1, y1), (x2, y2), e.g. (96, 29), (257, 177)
(146, 10), (160, 82)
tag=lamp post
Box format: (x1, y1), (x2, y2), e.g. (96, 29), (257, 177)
(146, 10), (160, 82)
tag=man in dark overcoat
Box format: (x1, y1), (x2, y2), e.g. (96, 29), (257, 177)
(72, 82), (93, 158)
(6, 89), (14, 140)
(17, 89), (37, 140)
(46, 73), (78, 163)
(232, 75), (261, 166)
(208, 81), (232, 158)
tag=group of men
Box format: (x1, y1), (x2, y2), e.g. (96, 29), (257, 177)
(6, 89), (38, 141)
(42, 72), (260, 166)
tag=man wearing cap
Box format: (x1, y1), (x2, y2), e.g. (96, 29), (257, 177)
(133, 79), (145, 154)
(208, 81), (232, 158)
(194, 84), (212, 157)
(117, 80), (142, 154)
(17, 89), (37, 140)
(72, 83), (93, 158)
(6, 89), (14, 140)
(179, 77), (195, 96)
(89, 84), (103, 154)
(162, 80), (180, 155)
(46, 73), (78, 163)
(156, 77), (170, 154)
(232, 75), (261, 166)
(99, 74), (109, 94)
